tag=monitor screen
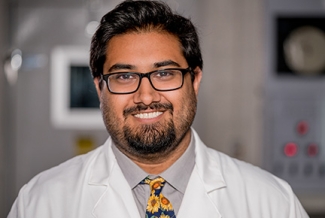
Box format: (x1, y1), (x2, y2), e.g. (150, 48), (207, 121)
(69, 66), (99, 109)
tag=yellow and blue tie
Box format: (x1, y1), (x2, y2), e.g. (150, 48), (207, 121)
(141, 177), (176, 218)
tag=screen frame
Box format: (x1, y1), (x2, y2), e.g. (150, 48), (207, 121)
(51, 46), (105, 129)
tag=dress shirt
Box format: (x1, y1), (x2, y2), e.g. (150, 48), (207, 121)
(112, 133), (195, 217)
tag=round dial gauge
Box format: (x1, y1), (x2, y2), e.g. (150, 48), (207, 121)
(284, 26), (325, 75)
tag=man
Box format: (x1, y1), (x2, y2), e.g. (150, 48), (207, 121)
(8, 0), (308, 217)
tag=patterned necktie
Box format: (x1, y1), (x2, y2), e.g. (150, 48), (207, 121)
(141, 177), (176, 218)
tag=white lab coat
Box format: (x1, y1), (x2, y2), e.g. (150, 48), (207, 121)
(8, 129), (309, 218)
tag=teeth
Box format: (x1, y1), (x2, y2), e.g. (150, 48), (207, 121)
(134, 111), (163, 119)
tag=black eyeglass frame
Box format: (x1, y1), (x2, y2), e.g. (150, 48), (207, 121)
(101, 67), (193, 94)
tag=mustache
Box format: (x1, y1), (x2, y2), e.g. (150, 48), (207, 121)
(123, 103), (173, 117)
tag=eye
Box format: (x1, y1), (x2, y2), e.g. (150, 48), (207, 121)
(111, 73), (137, 83)
(154, 69), (177, 79)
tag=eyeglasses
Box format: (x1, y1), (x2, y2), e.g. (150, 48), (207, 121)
(101, 67), (192, 94)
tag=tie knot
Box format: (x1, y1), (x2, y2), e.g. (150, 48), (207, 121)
(141, 176), (166, 191)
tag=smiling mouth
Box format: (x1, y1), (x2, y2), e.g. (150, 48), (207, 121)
(134, 111), (163, 119)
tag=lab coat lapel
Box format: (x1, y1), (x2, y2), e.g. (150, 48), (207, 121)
(91, 165), (141, 218)
(177, 129), (227, 218)
(88, 130), (226, 218)
(88, 138), (141, 218)
(177, 167), (222, 218)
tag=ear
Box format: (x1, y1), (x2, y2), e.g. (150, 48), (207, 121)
(192, 67), (203, 96)
(93, 77), (102, 100)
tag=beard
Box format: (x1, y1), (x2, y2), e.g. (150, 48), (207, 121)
(123, 115), (176, 155)
(100, 92), (197, 160)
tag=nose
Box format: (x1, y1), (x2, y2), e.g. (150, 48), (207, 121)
(133, 77), (160, 105)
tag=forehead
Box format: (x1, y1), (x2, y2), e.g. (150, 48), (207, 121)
(104, 31), (187, 70)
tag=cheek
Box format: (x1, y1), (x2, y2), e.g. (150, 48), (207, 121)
(165, 87), (194, 115)
(177, 82), (197, 104)
(100, 94), (111, 118)
(100, 94), (124, 120)
(174, 84), (197, 118)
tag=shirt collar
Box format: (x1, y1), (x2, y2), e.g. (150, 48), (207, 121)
(112, 133), (195, 194)
(111, 144), (147, 189)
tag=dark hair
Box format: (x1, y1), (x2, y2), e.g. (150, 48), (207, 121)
(89, 0), (203, 79)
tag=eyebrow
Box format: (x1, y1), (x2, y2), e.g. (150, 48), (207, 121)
(107, 60), (181, 72)
(108, 64), (134, 72)
(154, 60), (181, 68)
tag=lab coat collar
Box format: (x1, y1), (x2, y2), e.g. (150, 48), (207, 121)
(88, 129), (227, 218)
(177, 165), (223, 217)
(88, 138), (115, 186)
(87, 129), (227, 190)
(191, 128), (227, 192)
(88, 137), (141, 218)
(175, 128), (225, 217)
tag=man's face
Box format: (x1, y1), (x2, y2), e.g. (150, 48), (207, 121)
(94, 31), (202, 161)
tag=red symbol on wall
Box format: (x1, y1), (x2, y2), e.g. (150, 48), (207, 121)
(284, 142), (298, 157)
(307, 143), (318, 157)
(296, 121), (309, 136)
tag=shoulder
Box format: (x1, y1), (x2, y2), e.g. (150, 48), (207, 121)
(204, 147), (310, 217)
(192, 129), (308, 217)
(206, 146), (294, 201)
(8, 145), (109, 217)
(21, 144), (105, 196)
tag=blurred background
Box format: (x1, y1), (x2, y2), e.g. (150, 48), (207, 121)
(1, 0), (325, 217)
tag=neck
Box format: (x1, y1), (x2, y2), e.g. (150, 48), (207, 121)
(130, 130), (191, 175)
